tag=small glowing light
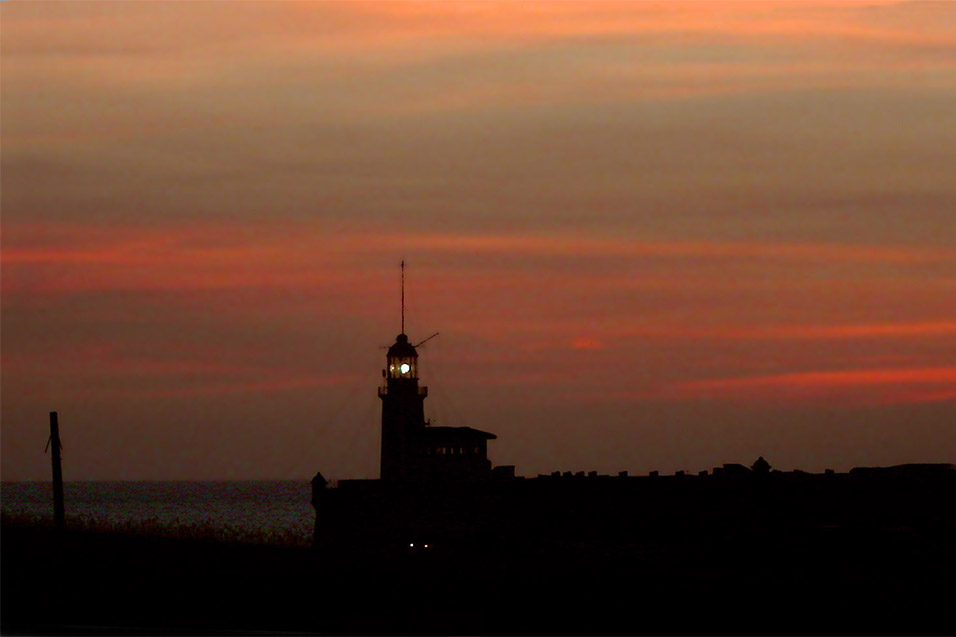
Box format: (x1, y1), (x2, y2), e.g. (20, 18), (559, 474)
(400, 363), (410, 374)
(424, 544), (429, 548)
(409, 543), (414, 547)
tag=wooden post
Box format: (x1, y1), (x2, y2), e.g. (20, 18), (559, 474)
(48, 411), (65, 528)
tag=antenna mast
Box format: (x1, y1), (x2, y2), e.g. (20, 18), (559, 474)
(401, 260), (405, 334)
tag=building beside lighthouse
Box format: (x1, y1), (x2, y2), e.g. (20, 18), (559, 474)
(379, 332), (496, 483)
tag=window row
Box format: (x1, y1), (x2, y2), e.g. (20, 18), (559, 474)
(427, 446), (482, 456)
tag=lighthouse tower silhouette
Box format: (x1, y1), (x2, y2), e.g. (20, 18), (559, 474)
(379, 261), (426, 481)
(377, 262), (496, 483)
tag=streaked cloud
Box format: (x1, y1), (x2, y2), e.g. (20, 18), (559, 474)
(572, 337), (605, 350)
(669, 366), (956, 406)
(616, 320), (956, 341)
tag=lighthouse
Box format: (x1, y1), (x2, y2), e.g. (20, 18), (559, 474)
(378, 262), (496, 483)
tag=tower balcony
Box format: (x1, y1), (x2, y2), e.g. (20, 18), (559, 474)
(378, 385), (428, 397)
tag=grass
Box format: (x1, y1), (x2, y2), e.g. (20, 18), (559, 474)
(0, 510), (312, 547)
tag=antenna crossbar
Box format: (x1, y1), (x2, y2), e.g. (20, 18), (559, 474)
(414, 332), (439, 348)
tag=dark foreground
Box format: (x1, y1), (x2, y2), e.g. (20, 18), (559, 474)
(3, 520), (955, 636)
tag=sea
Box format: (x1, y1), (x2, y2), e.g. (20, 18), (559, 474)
(0, 481), (315, 546)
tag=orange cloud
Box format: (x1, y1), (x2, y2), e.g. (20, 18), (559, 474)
(572, 337), (604, 350)
(92, 374), (362, 400)
(365, 233), (955, 265)
(16, 231), (948, 269)
(671, 366), (956, 406)
(618, 321), (956, 342)
(7, 225), (951, 295)
(281, 1), (952, 50)
(0, 222), (363, 293)
(688, 367), (956, 388)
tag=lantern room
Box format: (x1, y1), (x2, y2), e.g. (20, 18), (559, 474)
(385, 333), (418, 380)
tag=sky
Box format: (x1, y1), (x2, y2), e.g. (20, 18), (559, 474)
(2, 1), (955, 481)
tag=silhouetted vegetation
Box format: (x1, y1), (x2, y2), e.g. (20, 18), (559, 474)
(1, 511), (311, 547)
